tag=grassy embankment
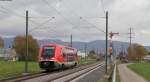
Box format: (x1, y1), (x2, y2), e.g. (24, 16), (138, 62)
(0, 61), (41, 80)
(78, 58), (97, 65)
(116, 60), (121, 82)
(0, 58), (95, 80)
(127, 62), (150, 82)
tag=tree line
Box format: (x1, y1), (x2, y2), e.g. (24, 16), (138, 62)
(127, 43), (148, 62)
(0, 35), (39, 61)
(0, 35), (149, 61)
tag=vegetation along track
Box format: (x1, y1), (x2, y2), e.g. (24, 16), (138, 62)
(1, 62), (102, 82)
(1, 71), (48, 82)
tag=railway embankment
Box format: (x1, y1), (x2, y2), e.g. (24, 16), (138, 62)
(0, 59), (97, 81)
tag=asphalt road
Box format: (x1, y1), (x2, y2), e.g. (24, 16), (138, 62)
(118, 64), (148, 82)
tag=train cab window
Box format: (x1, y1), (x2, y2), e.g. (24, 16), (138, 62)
(43, 46), (55, 58)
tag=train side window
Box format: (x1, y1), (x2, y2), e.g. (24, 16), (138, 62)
(63, 53), (66, 58)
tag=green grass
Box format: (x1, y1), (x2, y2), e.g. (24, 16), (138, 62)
(0, 61), (41, 80)
(127, 62), (150, 81)
(115, 60), (122, 82)
(0, 59), (96, 80)
(78, 58), (96, 65)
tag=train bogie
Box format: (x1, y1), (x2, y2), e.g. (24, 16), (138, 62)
(39, 61), (60, 70)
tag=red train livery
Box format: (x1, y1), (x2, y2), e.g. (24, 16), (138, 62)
(38, 43), (78, 71)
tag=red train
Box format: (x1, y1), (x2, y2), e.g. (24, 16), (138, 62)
(38, 43), (78, 71)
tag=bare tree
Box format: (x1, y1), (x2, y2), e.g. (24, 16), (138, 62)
(0, 36), (4, 48)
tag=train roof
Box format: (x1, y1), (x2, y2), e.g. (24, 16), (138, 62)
(41, 43), (77, 50)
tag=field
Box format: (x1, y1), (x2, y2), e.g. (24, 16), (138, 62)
(78, 58), (96, 65)
(127, 62), (150, 81)
(0, 61), (41, 80)
(0, 59), (96, 80)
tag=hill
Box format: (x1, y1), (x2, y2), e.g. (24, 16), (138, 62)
(3, 37), (149, 55)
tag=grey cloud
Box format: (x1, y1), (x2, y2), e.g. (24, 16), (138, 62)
(0, 0), (150, 45)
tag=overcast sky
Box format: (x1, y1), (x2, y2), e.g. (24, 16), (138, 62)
(0, 0), (150, 45)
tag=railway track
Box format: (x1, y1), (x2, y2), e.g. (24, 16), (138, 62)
(1, 72), (48, 82)
(48, 63), (104, 82)
(1, 62), (104, 82)
(23, 62), (104, 82)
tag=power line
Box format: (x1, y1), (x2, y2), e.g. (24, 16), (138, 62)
(0, 3), (25, 18)
(26, 0), (105, 38)
(32, 25), (71, 38)
(29, 17), (55, 32)
(42, 0), (105, 34)
(61, 0), (105, 32)
(28, 18), (67, 37)
(29, 19), (60, 33)
(0, 9), (9, 15)
(41, 0), (106, 42)
(59, 0), (106, 33)
(41, 0), (88, 35)
(29, 17), (92, 38)
(28, 16), (55, 19)
(0, 3), (55, 19)
(31, 26), (60, 35)
(42, 0), (74, 25)
(100, 0), (106, 14)
(80, 17), (105, 33)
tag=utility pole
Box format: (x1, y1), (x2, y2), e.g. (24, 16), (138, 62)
(97, 48), (99, 55)
(70, 34), (72, 47)
(128, 28), (134, 59)
(129, 28), (133, 46)
(105, 11), (108, 74)
(25, 10), (29, 74)
(121, 44), (124, 54)
(84, 43), (87, 60)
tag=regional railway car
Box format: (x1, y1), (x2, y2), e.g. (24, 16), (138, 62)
(38, 43), (78, 71)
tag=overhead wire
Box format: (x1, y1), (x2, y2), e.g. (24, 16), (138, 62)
(41, 0), (88, 29)
(41, 0), (90, 36)
(30, 19), (69, 38)
(0, 1), (54, 19)
(100, 0), (106, 14)
(60, 0), (106, 33)
(42, 0), (79, 27)
(29, 17), (55, 32)
(29, 19), (59, 33)
(41, 0), (105, 39)
(0, 0), (71, 39)
(0, 0), (106, 40)
(0, 4), (25, 18)
(29, 16), (54, 19)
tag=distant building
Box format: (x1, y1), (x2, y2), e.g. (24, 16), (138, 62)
(143, 55), (150, 61)
(0, 48), (5, 59)
(119, 52), (128, 62)
(0, 48), (18, 61)
(77, 51), (86, 58)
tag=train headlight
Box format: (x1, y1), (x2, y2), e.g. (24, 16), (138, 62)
(40, 57), (44, 60)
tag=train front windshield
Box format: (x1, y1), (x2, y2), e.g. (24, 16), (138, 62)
(44, 46), (55, 58)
